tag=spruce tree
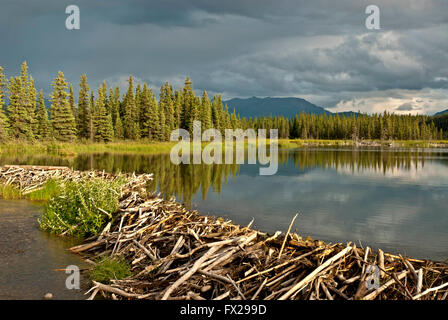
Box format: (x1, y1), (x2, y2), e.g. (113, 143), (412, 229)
(89, 91), (96, 140)
(94, 82), (114, 142)
(123, 76), (139, 139)
(200, 91), (212, 130)
(110, 87), (121, 130)
(160, 81), (175, 138)
(145, 89), (160, 140)
(0, 66), (8, 140)
(50, 71), (76, 141)
(181, 77), (194, 130)
(173, 89), (182, 129)
(0, 66), (7, 108)
(36, 90), (50, 139)
(20, 62), (37, 134)
(28, 76), (37, 135)
(159, 101), (166, 141)
(211, 95), (221, 131)
(139, 83), (151, 138)
(69, 83), (77, 126)
(0, 107), (7, 141)
(114, 109), (124, 139)
(77, 75), (91, 140)
(6, 62), (36, 140)
(7, 76), (34, 139)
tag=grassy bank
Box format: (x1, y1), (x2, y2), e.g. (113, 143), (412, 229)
(0, 166), (132, 238)
(0, 141), (177, 156)
(0, 179), (60, 201)
(1, 139), (448, 157)
(278, 139), (448, 148)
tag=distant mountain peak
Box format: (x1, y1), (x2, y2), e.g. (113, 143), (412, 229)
(223, 96), (330, 118)
(435, 109), (448, 116)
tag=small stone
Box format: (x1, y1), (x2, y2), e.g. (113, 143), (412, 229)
(43, 293), (53, 300)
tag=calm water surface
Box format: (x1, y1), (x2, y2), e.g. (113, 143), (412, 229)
(0, 200), (88, 299)
(1, 147), (448, 261)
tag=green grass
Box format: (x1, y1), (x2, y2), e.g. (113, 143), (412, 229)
(0, 140), (176, 156)
(1, 139), (448, 158)
(0, 179), (61, 200)
(0, 184), (22, 199)
(90, 256), (132, 284)
(276, 139), (354, 148)
(27, 179), (61, 201)
(38, 176), (128, 237)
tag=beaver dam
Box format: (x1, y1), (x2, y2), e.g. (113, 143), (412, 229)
(1, 165), (448, 300)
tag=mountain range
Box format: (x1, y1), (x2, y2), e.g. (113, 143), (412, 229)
(223, 96), (356, 118)
(434, 109), (448, 116)
(42, 96), (446, 118)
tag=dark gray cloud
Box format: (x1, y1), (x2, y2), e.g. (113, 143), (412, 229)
(0, 0), (447, 114)
(396, 102), (420, 111)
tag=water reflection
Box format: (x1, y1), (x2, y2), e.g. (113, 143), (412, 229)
(2, 148), (448, 260)
(3, 148), (448, 205)
(0, 200), (89, 299)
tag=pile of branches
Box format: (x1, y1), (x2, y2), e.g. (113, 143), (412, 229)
(71, 182), (448, 300)
(2, 165), (447, 300)
(0, 165), (117, 195)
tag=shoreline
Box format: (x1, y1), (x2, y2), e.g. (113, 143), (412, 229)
(1, 165), (448, 300)
(1, 139), (448, 157)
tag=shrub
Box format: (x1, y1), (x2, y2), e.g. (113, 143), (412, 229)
(90, 256), (132, 284)
(38, 176), (127, 237)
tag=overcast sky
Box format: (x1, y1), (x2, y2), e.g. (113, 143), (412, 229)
(1, 0), (447, 114)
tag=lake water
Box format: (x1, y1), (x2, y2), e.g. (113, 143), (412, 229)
(0, 200), (89, 299)
(1, 147), (448, 261)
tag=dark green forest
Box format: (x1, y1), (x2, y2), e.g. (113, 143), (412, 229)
(0, 62), (447, 143)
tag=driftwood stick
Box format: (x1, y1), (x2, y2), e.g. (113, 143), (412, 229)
(251, 278), (267, 300)
(162, 245), (222, 300)
(93, 281), (154, 299)
(237, 246), (323, 284)
(132, 239), (157, 261)
(416, 269), (423, 297)
(320, 282), (333, 300)
(378, 249), (385, 278)
(278, 213), (298, 260)
(279, 246), (352, 300)
(412, 282), (448, 300)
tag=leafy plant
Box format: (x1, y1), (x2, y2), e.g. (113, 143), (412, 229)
(38, 175), (128, 237)
(90, 256), (132, 284)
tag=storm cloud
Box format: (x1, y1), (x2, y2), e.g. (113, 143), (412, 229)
(0, 0), (447, 114)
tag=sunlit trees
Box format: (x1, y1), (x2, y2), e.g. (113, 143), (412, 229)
(49, 71), (76, 141)
(77, 75), (91, 140)
(36, 90), (50, 139)
(123, 76), (139, 140)
(0, 62), (446, 143)
(94, 82), (114, 142)
(0, 66), (8, 140)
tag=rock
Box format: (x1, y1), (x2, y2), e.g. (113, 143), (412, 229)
(43, 293), (53, 300)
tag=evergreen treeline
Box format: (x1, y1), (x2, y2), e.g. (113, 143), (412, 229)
(0, 62), (446, 143)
